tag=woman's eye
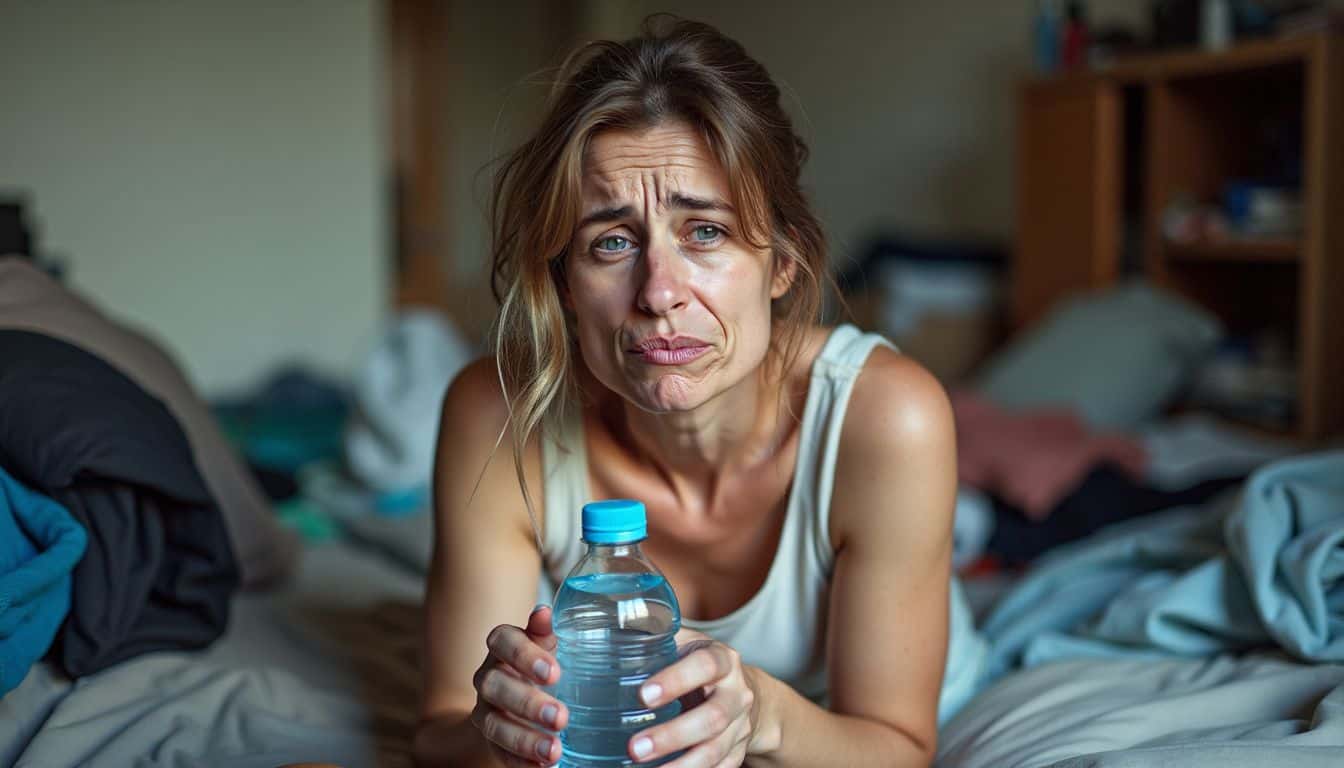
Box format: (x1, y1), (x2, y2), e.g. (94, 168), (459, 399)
(595, 235), (631, 252)
(691, 225), (723, 242)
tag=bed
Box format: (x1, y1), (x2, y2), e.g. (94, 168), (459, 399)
(3, 258), (1341, 766)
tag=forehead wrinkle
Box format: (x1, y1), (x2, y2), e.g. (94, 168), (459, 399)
(580, 127), (728, 219)
(582, 165), (704, 219)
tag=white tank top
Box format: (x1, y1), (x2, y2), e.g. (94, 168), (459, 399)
(538, 324), (986, 721)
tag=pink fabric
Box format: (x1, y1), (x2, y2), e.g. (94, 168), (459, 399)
(952, 390), (1147, 520)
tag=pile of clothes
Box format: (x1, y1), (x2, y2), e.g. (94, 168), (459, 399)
(947, 387), (1303, 573)
(0, 257), (296, 695)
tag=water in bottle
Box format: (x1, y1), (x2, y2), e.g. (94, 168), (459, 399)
(551, 499), (682, 767)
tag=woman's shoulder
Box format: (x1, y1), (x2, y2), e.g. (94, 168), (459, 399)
(437, 354), (547, 463)
(845, 343), (953, 457)
(435, 355), (546, 538)
(827, 340), (957, 544)
(441, 356), (509, 432)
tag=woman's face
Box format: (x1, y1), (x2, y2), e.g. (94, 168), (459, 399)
(565, 121), (792, 414)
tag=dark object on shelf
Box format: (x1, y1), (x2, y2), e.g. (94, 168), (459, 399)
(1089, 26), (1147, 66)
(1152, 0), (1202, 49)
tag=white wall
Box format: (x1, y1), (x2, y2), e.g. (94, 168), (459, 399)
(0, 0), (386, 396)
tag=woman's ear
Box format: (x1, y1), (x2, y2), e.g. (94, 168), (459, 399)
(770, 252), (798, 300)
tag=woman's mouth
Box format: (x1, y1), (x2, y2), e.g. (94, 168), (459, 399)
(628, 336), (712, 365)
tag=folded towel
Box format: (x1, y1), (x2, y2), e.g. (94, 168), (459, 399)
(0, 465), (86, 696)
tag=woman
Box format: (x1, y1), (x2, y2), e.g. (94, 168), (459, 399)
(415, 16), (982, 768)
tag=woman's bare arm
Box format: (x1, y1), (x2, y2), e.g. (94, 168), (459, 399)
(747, 348), (956, 767)
(414, 358), (551, 767)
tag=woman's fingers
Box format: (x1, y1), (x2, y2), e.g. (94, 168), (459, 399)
(475, 663), (567, 730)
(640, 645), (735, 708)
(487, 623), (560, 685)
(526, 604), (559, 652)
(649, 721), (749, 768)
(472, 702), (562, 764)
(628, 696), (742, 762)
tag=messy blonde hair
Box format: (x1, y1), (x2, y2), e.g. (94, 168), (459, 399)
(488, 15), (828, 544)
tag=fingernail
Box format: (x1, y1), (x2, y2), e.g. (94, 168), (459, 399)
(533, 660), (552, 681)
(536, 737), (553, 759)
(632, 736), (653, 759)
(541, 703), (558, 726)
(641, 683), (662, 706)
(532, 602), (550, 614)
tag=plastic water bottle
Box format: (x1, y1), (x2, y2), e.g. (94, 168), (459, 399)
(551, 500), (682, 767)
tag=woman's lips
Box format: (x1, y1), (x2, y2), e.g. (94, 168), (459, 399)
(631, 345), (710, 365)
(628, 334), (712, 365)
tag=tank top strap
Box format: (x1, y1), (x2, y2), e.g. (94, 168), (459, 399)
(794, 324), (899, 574)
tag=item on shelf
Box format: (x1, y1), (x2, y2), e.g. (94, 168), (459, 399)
(1062, 1), (1091, 70)
(1034, 0), (1063, 74)
(1275, 6), (1344, 38)
(1223, 181), (1303, 237)
(1161, 196), (1230, 243)
(1201, 0), (1234, 50)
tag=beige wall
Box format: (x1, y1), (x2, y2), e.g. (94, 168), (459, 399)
(0, 0), (385, 395)
(440, 0), (1149, 303)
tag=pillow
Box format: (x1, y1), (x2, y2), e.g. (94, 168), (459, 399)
(0, 256), (298, 587)
(977, 280), (1222, 429)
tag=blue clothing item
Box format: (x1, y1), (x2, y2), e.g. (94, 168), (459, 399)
(981, 452), (1344, 679)
(0, 465), (87, 695)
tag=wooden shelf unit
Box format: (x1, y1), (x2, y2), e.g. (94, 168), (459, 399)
(1013, 32), (1344, 439)
(1163, 237), (1301, 263)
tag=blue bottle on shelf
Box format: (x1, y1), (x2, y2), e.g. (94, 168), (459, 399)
(551, 500), (682, 767)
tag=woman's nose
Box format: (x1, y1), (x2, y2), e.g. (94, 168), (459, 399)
(636, 241), (689, 316)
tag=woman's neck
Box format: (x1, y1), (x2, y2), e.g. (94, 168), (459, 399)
(611, 361), (791, 512)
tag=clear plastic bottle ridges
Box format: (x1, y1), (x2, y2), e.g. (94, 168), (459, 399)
(550, 499), (682, 767)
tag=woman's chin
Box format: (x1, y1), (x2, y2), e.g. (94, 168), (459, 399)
(633, 374), (709, 413)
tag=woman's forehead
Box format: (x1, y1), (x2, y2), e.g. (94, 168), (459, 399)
(580, 122), (729, 205)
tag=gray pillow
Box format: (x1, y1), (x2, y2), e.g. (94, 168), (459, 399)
(977, 281), (1222, 429)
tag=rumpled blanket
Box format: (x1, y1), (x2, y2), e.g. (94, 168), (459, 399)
(982, 451), (1344, 679)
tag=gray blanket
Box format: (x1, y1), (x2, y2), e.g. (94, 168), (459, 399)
(937, 654), (1344, 768)
(2, 538), (424, 768)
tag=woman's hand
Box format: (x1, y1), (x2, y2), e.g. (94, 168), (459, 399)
(470, 605), (568, 766)
(627, 628), (764, 767)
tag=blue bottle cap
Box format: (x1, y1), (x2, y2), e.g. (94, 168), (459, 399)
(581, 499), (647, 544)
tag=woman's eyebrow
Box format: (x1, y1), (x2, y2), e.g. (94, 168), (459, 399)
(578, 205), (632, 230)
(668, 193), (734, 214)
(578, 194), (735, 230)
